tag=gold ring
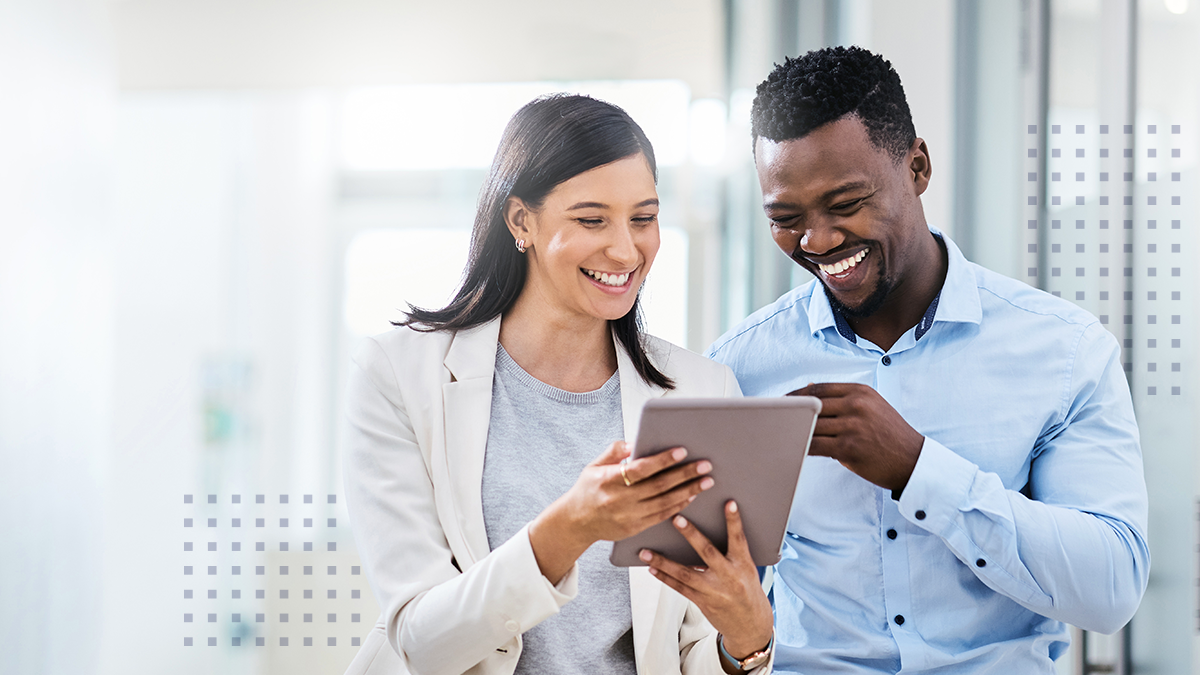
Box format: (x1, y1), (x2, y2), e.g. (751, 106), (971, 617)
(620, 457), (633, 487)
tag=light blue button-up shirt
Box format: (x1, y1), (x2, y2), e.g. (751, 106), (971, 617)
(706, 232), (1149, 674)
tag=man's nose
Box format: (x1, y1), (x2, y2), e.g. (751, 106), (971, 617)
(798, 220), (846, 257)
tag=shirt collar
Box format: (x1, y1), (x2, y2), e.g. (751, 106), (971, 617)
(807, 226), (982, 345)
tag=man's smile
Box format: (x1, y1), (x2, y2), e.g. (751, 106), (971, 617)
(808, 247), (870, 279)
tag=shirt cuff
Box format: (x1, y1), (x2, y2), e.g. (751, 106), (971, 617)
(896, 437), (978, 536)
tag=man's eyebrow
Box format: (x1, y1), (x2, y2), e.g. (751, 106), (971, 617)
(567, 198), (659, 210)
(822, 182), (872, 201)
(763, 182), (872, 211)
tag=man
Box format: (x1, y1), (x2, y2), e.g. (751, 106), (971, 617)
(707, 46), (1149, 673)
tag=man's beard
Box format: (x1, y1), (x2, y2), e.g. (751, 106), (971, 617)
(819, 253), (893, 319)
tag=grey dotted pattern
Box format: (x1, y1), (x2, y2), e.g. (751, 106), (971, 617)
(182, 493), (371, 649)
(1025, 123), (1184, 397)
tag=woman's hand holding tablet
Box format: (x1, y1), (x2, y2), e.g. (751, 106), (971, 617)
(610, 397), (821, 567)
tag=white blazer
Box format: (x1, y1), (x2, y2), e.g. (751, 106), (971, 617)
(341, 317), (771, 675)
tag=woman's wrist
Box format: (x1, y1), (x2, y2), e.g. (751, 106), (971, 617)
(719, 629), (774, 662)
(718, 632), (774, 672)
(528, 499), (594, 584)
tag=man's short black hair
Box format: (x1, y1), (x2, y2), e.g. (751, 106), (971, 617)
(751, 46), (916, 162)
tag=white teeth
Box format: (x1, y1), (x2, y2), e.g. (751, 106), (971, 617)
(585, 269), (631, 286)
(818, 248), (869, 277)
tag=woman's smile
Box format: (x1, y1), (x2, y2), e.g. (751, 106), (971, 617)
(582, 266), (637, 290)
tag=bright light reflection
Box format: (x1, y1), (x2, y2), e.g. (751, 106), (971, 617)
(689, 98), (728, 166)
(344, 229), (471, 336)
(640, 227), (688, 347)
(340, 81), (691, 171)
(1165, 0), (1188, 14)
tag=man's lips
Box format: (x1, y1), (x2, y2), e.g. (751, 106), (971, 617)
(803, 247), (871, 278)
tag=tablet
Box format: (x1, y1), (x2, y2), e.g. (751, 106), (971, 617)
(610, 396), (820, 567)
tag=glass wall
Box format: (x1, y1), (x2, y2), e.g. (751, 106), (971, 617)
(4, 1), (1199, 673)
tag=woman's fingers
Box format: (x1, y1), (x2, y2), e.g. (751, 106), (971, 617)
(722, 501), (753, 565)
(640, 475), (711, 520)
(609, 441), (686, 482)
(644, 562), (703, 604)
(639, 547), (708, 592)
(637, 458), (712, 497)
(669, 514), (729, 571)
(589, 440), (631, 467)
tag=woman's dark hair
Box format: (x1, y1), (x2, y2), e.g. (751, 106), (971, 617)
(400, 93), (674, 389)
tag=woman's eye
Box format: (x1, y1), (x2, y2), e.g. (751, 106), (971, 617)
(576, 218), (604, 226)
(632, 215), (658, 226)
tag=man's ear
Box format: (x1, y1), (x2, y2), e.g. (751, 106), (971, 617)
(503, 196), (534, 245)
(908, 138), (932, 196)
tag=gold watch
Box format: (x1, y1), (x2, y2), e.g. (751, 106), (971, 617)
(718, 633), (774, 671)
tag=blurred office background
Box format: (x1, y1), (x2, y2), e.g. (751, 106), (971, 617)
(0, 0), (1196, 673)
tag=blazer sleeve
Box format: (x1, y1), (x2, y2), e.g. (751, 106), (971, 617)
(342, 336), (579, 675)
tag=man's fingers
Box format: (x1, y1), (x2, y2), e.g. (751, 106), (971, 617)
(812, 415), (852, 437)
(791, 382), (870, 400)
(807, 437), (836, 458)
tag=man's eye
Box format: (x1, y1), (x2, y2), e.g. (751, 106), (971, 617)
(833, 198), (864, 210)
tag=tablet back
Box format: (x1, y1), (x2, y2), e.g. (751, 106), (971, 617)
(610, 396), (820, 567)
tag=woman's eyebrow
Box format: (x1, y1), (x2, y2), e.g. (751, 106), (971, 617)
(567, 198), (659, 210)
(567, 201), (608, 210)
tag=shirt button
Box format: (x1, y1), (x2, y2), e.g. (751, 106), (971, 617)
(504, 619), (520, 632)
(894, 615), (905, 625)
(915, 510), (926, 520)
(881, 355), (892, 366)
(976, 558), (987, 567)
(886, 529), (897, 540)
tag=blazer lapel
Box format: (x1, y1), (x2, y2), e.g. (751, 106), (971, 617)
(616, 336), (667, 443)
(441, 317), (502, 567)
(615, 338), (674, 669)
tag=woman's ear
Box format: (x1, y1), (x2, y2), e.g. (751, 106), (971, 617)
(503, 196), (534, 244)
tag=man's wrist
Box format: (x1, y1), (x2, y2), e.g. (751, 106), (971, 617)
(890, 435), (927, 500)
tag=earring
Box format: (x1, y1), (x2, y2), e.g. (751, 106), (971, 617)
(515, 239), (527, 253)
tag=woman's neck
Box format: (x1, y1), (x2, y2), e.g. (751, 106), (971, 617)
(499, 295), (618, 393)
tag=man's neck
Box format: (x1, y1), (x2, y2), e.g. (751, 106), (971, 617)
(846, 233), (948, 352)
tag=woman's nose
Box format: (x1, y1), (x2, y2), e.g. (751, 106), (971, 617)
(607, 224), (640, 265)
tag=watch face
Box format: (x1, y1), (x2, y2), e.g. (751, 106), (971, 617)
(740, 650), (770, 670)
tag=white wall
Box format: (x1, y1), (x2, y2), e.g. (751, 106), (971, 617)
(0, 1), (116, 673)
(110, 0), (725, 97)
(99, 90), (352, 674)
(871, 0), (955, 240)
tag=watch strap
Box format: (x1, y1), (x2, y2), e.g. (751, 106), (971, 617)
(718, 633), (774, 671)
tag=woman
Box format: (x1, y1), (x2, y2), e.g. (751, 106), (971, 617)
(343, 94), (774, 675)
